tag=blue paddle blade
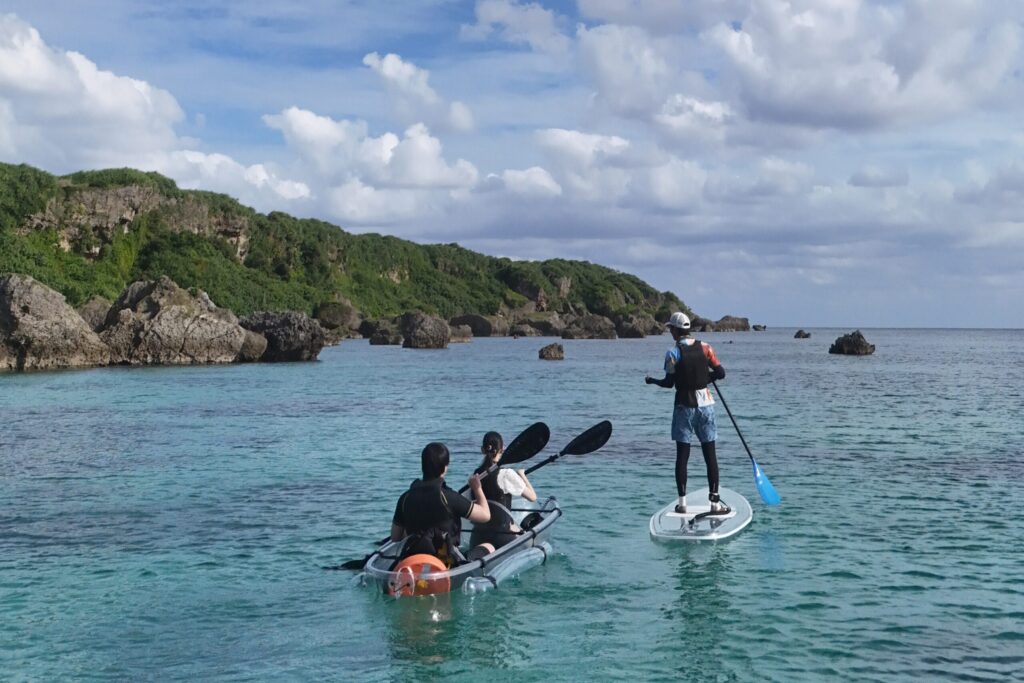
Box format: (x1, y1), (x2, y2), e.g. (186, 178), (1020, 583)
(751, 458), (781, 506)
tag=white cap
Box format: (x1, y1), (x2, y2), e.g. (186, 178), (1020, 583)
(667, 312), (691, 330)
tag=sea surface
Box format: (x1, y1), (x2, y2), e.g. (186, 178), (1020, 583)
(2, 328), (1023, 682)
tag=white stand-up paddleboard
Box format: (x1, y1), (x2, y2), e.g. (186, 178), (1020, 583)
(649, 487), (752, 542)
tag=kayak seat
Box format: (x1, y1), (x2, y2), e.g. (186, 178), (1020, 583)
(520, 511), (543, 531)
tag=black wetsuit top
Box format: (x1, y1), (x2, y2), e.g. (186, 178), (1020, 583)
(392, 478), (473, 558)
(474, 463), (512, 508)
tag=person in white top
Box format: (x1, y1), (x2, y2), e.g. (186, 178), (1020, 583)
(474, 431), (537, 509)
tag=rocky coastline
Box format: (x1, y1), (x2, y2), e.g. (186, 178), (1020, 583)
(1, 274), (323, 372)
(1, 271), (757, 372)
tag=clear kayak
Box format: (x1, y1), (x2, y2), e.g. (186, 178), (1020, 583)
(359, 496), (561, 597)
(649, 487), (752, 542)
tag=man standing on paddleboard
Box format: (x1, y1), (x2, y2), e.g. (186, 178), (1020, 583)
(645, 312), (728, 514)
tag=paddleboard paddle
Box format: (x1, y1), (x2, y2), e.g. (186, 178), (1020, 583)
(711, 381), (780, 506)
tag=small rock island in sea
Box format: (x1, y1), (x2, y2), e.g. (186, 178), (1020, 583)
(829, 330), (875, 355)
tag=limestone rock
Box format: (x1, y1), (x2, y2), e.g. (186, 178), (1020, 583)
(76, 296), (112, 332)
(829, 330), (875, 356)
(0, 274), (111, 371)
(449, 314), (509, 337)
(691, 316), (715, 332)
(521, 313), (565, 337)
(794, 329), (811, 339)
(240, 311), (326, 362)
(714, 316), (751, 332)
(510, 323), (541, 337)
(450, 324), (473, 343)
(316, 300), (360, 332)
(615, 313), (658, 338)
(101, 277), (246, 365)
(753, 324), (766, 331)
(369, 324), (402, 345)
(539, 343), (564, 360)
(237, 328), (269, 362)
(400, 312), (450, 349)
(561, 314), (617, 340)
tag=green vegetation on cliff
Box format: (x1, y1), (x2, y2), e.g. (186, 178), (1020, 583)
(0, 162), (688, 320)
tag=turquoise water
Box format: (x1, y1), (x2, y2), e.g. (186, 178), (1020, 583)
(3, 329), (1023, 681)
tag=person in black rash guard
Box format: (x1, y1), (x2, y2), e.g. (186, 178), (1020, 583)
(474, 432), (537, 509)
(472, 432), (540, 547)
(645, 312), (729, 515)
(390, 442), (494, 567)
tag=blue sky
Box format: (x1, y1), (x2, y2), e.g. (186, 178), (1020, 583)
(2, 1), (1023, 327)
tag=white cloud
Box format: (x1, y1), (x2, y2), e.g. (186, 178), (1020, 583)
(705, 157), (813, 203)
(631, 157), (707, 212)
(707, 0), (1022, 130)
(327, 179), (425, 226)
(655, 95), (734, 144)
(363, 51), (474, 132)
(461, 0), (570, 54)
(577, 23), (671, 117)
(157, 151), (310, 204)
(264, 108), (477, 191)
(577, 0), (748, 34)
(0, 14), (182, 169)
(501, 166), (562, 196)
(849, 166), (909, 188)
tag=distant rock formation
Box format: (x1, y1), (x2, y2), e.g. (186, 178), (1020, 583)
(539, 343), (564, 360)
(0, 274), (111, 371)
(449, 314), (509, 337)
(521, 312), (565, 337)
(450, 324), (473, 343)
(369, 324), (402, 346)
(561, 314), (617, 339)
(316, 300), (360, 334)
(829, 330), (875, 355)
(714, 316), (751, 331)
(400, 312), (450, 349)
(241, 311), (325, 362)
(691, 316), (715, 332)
(76, 296), (111, 332)
(102, 277), (248, 365)
(794, 329), (811, 339)
(510, 323), (541, 337)
(752, 324), (766, 331)
(614, 313), (660, 338)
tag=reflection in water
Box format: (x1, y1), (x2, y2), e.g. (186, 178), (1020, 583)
(385, 592), (457, 666)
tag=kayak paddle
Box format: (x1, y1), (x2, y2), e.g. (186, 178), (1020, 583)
(522, 419), (613, 476)
(327, 421), (550, 571)
(710, 381), (781, 506)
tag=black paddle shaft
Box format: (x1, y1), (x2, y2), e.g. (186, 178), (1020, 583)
(710, 381), (755, 462)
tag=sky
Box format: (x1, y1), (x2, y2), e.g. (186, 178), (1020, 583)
(1, 0), (1023, 327)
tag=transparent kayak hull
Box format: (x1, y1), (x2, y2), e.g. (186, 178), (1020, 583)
(649, 487), (752, 542)
(359, 496), (561, 597)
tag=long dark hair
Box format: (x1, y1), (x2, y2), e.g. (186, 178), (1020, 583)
(421, 442), (450, 479)
(480, 431), (504, 467)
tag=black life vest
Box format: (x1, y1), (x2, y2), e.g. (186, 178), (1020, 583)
(399, 478), (460, 562)
(675, 340), (709, 405)
(474, 463), (512, 509)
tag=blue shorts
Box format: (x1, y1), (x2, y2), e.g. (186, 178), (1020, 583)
(672, 405), (717, 444)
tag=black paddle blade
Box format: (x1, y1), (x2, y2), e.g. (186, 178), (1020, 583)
(561, 420), (613, 456)
(502, 421), (550, 465)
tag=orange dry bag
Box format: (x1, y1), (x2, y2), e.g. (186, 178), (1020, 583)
(387, 554), (452, 597)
